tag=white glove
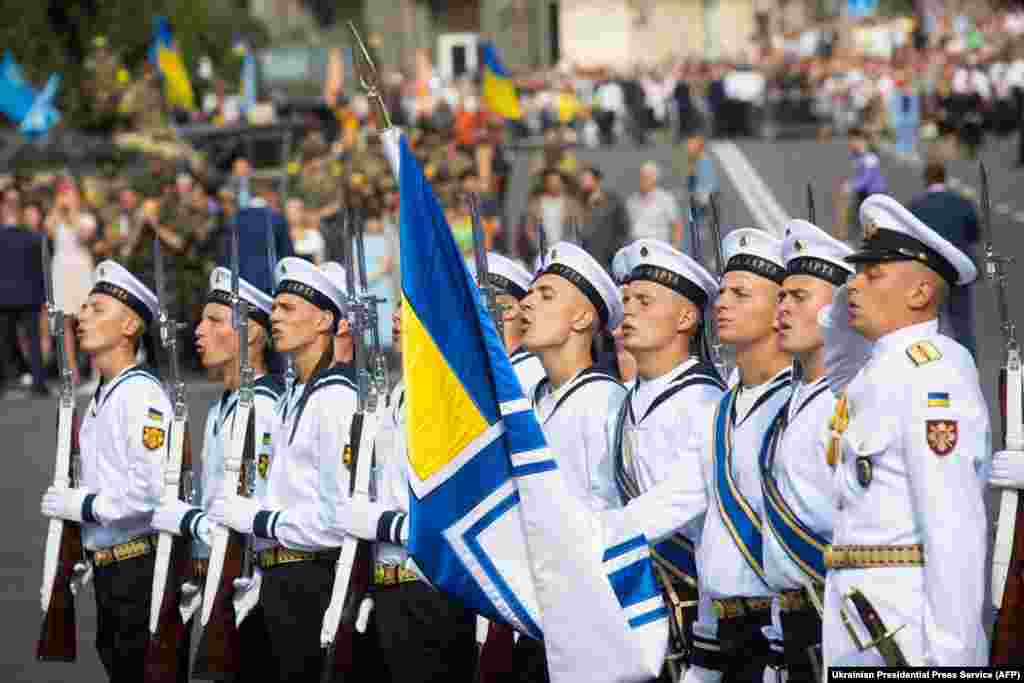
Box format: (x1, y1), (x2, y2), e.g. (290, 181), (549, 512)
(152, 498), (198, 536)
(682, 664), (723, 683)
(41, 486), (91, 523)
(990, 449), (1024, 489)
(232, 569), (262, 627)
(762, 665), (788, 683)
(207, 495), (263, 535)
(70, 561), (93, 596)
(179, 580), (203, 624)
(819, 285), (874, 395)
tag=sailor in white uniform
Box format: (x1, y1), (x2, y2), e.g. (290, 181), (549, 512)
(207, 258), (399, 682)
(469, 250), (547, 398)
(521, 241), (627, 513)
(610, 238), (725, 680)
(604, 229), (793, 683)
(516, 241), (627, 683)
(761, 221), (854, 682)
(149, 267), (280, 676)
(40, 260), (183, 681)
(823, 194), (989, 667)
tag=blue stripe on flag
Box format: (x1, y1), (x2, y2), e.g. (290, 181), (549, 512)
(603, 535), (647, 562)
(502, 410), (548, 454)
(512, 461), (558, 478)
(607, 558), (660, 609)
(464, 490), (543, 638)
(629, 607), (670, 629)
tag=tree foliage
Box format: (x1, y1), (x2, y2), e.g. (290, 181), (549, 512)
(0, 0), (270, 129)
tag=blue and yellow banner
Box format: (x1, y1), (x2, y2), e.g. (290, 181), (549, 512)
(0, 51), (61, 138)
(385, 127), (668, 682)
(481, 42), (522, 120)
(151, 16), (195, 111)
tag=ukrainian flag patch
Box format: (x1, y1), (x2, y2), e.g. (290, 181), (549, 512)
(262, 432), (272, 446)
(147, 408), (164, 422)
(927, 392), (950, 408)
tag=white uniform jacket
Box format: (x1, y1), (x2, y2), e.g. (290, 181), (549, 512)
(532, 366), (626, 511)
(79, 365), (172, 550)
(824, 320), (990, 667)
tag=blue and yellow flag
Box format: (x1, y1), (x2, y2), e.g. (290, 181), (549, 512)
(151, 16), (195, 111)
(480, 42), (522, 120)
(383, 128), (668, 682)
(0, 51), (61, 139)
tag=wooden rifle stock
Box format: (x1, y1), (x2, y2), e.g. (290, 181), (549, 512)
(991, 368), (1024, 665)
(192, 412), (256, 679)
(37, 410), (83, 662)
(144, 422), (194, 683)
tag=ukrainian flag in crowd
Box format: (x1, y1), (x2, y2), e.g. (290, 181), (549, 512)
(151, 16), (195, 111)
(481, 42), (522, 120)
(0, 51), (61, 138)
(381, 128), (667, 683)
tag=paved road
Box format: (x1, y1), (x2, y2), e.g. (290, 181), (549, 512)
(12, 133), (1024, 681)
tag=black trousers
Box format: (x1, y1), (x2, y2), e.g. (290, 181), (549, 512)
(370, 580), (477, 683)
(718, 610), (774, 683)
(0, 306), (45, 391)
(230, 605), (275, 682)
(260, 559), (337, 682)
(92, 553), (190, 683)
(510, 636), (549, 683)
(780, 608), (822, 683)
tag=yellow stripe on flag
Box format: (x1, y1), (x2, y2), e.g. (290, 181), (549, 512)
(483, 70), (522, 120)
(402, 297), (489, 481)
(158, 46), (195, 111)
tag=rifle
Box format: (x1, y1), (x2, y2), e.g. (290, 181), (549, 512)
(37, 236), (84, 663)
(353, 208), (390, 399)
(320, 208), (378, 680)
(192, 217), (253, 679)
(468, 192), (505, 337)
(706, 192), (730, 381)
(984, 162), (1024, 665)
(536, 221), (548, 272)
(145, 227), (195, 683)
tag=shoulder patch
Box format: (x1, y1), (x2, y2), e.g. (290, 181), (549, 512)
(907, 341), (942, 367)
(143, 425), (166, 451)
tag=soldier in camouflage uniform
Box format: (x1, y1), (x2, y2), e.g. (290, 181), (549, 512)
(84, 36), (126, 123)
(119, 63), (168, 134)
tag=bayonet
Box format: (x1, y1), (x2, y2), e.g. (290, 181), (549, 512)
(348, 21), (392, 130)
(537, 221), (548, 273)
(468, 192), (505, 337)
(806, 182), (816, 225)
(37, 234), (85, 662)
(145, 229), (193, 683)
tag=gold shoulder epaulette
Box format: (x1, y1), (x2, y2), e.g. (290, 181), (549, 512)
(906, 340), (942, 367)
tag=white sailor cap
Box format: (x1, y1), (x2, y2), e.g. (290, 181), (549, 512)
(466, 252), (533, 300)
(721, 228), (786, 284)
(207, 267), (273, 330)
(537, 241), (623, 331)
(848, 194), (977, 285)
(273, 257), (346, 322)
(781, 220), (854, 286)
(90, 260), (159, 326)
(622, 239), (717, 310)
(320, 261), (350, 297)
(611, 241), (641, 284)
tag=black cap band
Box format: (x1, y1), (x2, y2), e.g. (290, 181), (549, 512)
(786, 256), (851, 287)
(91, 281), (153, 326)
(627, 264), (709, 310)
(724, 254), (786, 285)
(544, 262), (610, 326)
(489, 273), (527, 300)
(845, 228), (959, 284)
(277, 279), (341, 321)
(205, 290), (271, 331)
